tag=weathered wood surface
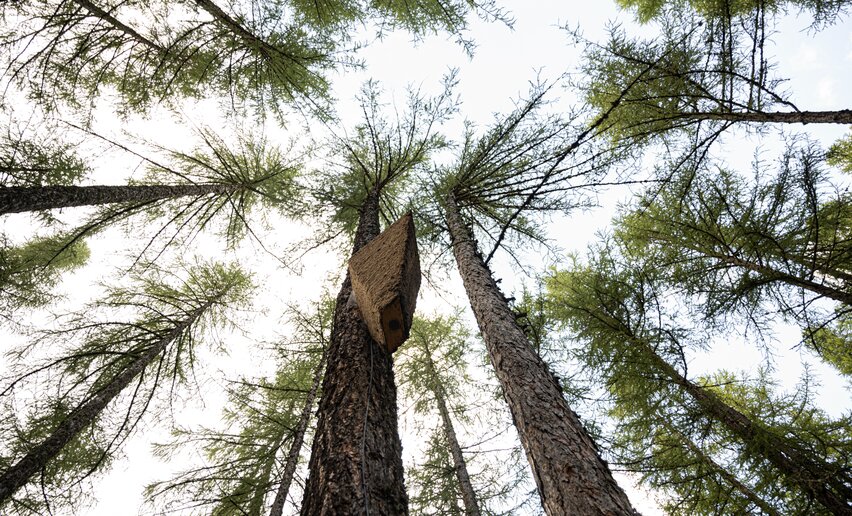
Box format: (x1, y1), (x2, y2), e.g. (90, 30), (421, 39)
(349, 212), (421, 353)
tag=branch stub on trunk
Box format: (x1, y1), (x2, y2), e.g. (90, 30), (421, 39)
(348, 212), (421, 353)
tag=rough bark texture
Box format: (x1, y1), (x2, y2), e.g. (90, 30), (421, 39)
(269, 350), (326, 516)
(444, 193), (636, 516)
(686, 110), (852, 124)
(0, 307), (204, 503)
(0, 184), (235, 215)
(422, 340), (481, 516)
(651, 349), (852, 514)
(349, 213), (420, 353)
(301, 190), (408, 515)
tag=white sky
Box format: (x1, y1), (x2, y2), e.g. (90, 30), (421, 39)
(2, 0), (851, 514)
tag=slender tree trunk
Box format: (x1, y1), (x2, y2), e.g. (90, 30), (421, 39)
(72, 0), (164, 51)
(646, 344), (852, 514)
(0, 184), (237, 215)
(301, 190), (408, 515)
(686, 110), (852, 124)
(660, 421), (780, 516)
(713, 253), (852, 305)
(269, 349), (327, 516)
(649, 229), (852, 305)
(443, 192), (636, 516)
(0, 306), (205, 503)
(422, 341), (481, 516)
(194, 0), (300, 63)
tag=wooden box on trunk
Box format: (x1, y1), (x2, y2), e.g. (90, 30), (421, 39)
(348, 212), (421, 353)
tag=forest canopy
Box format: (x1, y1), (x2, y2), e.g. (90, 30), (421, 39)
(0, 0), (849, 514)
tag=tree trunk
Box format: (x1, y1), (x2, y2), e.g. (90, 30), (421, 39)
(422, 341), (481, 516)
(0, 306), (205, 503)
(301, 190), (408, 515)
(0, 184), (236, 215)
(194, 0), (297, 63)
(443, 192), (636, 516)
(269, 349), (327, 516)
(717, 253), (852, 306)
(72, 0), (164, 51)
(661, 421), (780, 516)
(647, 345), (852, 514)
(687, 110), (852, 124)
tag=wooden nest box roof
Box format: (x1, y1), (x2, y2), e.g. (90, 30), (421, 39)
(348, 212), (421, 353)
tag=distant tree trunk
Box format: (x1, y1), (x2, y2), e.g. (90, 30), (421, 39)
(301, 190), (408, 515)
(715, 253), (852, 305)
(684, 110), (852, 124)
(0, 305), (206, 503)
(422, 340), (481, 516)
(72, 0), (164, 50)
(194, 0), (295, 62)
(269, 349), (327, 516)
(0, 184), (237, 215)
(443, 192), (636, 516)
(661, 421), (781, 516)
(647, 343), (852, 513)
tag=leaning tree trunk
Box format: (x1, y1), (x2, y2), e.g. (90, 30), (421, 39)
(0, 184), (237, 215)
(194, 0), (297, 63)
(73, 0), (164, 51)
(659, 420), (780, 516)
(443, 192), (636, 515)
(713, 253), (852, 306)
(301, 190), (408, 515)
(269, 349), (327, 516)
(422, 340), (481, 516)
(686, 109), (852, 124)
(646, 343), (852, 514)
(0, 306), (206, 503)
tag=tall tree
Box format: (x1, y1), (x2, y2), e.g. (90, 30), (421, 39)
(577, 7), (852, 164)
(614, 144), (852, 371)
(546, 236), (852, 513)
(0, 260), (252, 512)
(300, 81), (454, 515)
(420, 85), (638, 514)
(146, 297), (332, 516)
(397, 314), (481, 516)
(0, 127), (302, 271)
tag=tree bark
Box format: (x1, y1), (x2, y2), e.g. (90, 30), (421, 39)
(0, 306), (205, 503)
(269, 349), (326, 516)
(685, 110), (852, 124)
(422, 340), (481, 516)
(0, 184), (237, 215)
(444, 192), (636, 516)
(301, 190), (408, 515)
(647, 345), (852, 514)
